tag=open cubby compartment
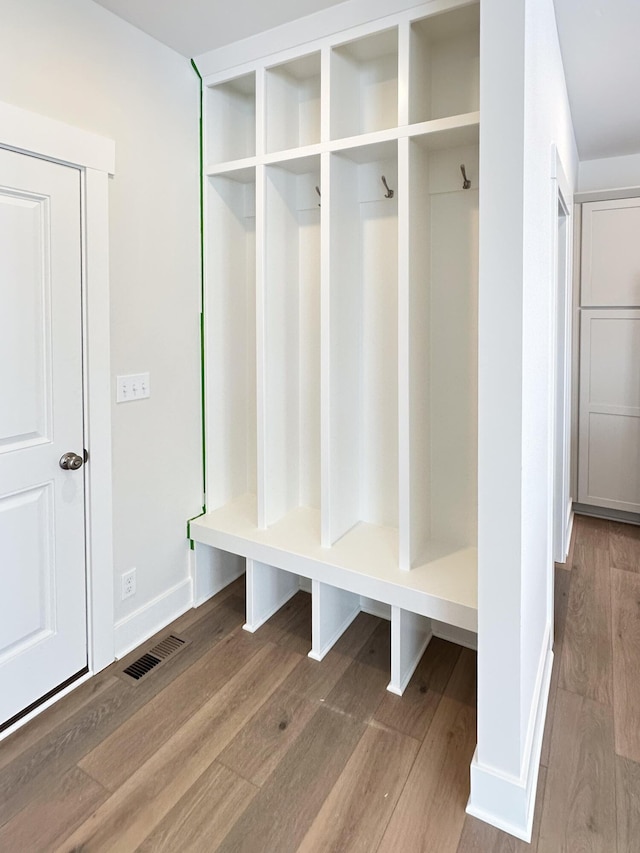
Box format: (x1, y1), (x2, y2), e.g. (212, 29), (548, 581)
(324, 140), (399, 551)
(206, 72), (256, 164)
(398, 133), (478, 570)
(244, 559), (303, 635)
(192, 544), (246, 608)
(261, 156), (321, 529)
(265, 53), (321, 153)
(330, 28), (399, 139)
(389, 606), (433, 695)
(309, 580), (361, 661)
(205, 171), (257, 518)
(408, 3), (480, 125)
(310, 585), (433, 695)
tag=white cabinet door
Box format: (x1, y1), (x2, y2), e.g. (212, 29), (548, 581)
(581, 198), (640, 307)
(578, 309), (640, 512)
(0, 148), (87, 729)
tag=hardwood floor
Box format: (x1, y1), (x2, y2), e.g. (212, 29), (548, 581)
(1, 513), (639, 852)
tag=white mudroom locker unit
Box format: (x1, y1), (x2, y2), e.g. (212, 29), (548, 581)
(190, 0), (479, 695)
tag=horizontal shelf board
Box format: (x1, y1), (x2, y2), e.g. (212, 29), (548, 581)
(190, 494), (477, 632)
(263, 146), (322, 172)
(204, 114), (479, 176)
(329, 126), (400, 157)
(407, 112), (480, 149)
(205, 157), (257, 181)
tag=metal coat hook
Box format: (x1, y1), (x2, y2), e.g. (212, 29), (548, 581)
(381, 175), (394, 198)
(315, 185), (321, 207)
(460, 164), (471, 190)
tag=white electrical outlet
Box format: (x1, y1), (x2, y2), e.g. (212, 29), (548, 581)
(117, 373), (150, 403)
(122, 568), (136, 599)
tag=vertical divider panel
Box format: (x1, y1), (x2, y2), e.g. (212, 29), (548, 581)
(244, 559), (300, 633)
(398, 137), (411, 570)
(397, 22), (410, 127)
(408, 140), (431, 566)
(255, 164), (267, 528)
(309, 579), (360, 660)
(320, 151), (332, 546)
(255, 75), (265, 528)
(388, 605), (433, 695)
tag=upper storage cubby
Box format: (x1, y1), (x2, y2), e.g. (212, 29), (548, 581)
(326, 141), (399, 547)
(205, 171), (257, 514)
(409, 4), (480, 125)
(330, 28), (398, 140)
(262, 156), (321, 527)
(206, 72), (256, 164)
(266, 53), (321, 153)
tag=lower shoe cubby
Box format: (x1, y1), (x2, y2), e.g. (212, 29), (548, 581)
(240, 555), (436, 695)
(243, 559), (302, 633)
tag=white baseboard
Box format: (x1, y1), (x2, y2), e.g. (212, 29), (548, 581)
(561, 505), (574, 564)
(114, 576), (193, 659)
(467, 642), (553, 841)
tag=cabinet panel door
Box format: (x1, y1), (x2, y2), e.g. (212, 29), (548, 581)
(578, 309), (640, 511)
(581, 198), (640, 307)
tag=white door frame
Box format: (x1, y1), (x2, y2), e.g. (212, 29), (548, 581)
(0, 101), (115, 689)
(550, 145), (574, 570)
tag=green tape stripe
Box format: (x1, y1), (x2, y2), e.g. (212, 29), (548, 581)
(187, 511), (206, 545)
(191, 58), (207, 514)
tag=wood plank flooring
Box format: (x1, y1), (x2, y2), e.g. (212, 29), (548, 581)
(0, 512), (639, 852)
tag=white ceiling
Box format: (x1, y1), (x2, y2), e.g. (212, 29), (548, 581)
(91, 0), (348, 60)
(553, 0), (640, 160)
(91, 0), (640, 162)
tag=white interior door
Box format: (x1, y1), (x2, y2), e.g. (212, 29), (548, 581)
(578, 309), (640, 512)
(0, 147), (87, 730)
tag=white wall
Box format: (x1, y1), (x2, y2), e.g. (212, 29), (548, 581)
(578, 151), (640, 195)
(520, 0), (577, 752)
(0, 0), (202, 653)
(471, 0), (578, 839)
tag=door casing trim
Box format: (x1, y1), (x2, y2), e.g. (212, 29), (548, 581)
(0, 100), (116, 694)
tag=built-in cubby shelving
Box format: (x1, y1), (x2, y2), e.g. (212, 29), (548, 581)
(266, 53), (322, 152)
(204, 170), (257, 518)
(193, 0), (480, 696)
(325, 140), (399, 547)
(206, 72), (256, 164)
(262, 155), (321, 528)
(409, 4), (480, 124)
(331, 28), (399, 139)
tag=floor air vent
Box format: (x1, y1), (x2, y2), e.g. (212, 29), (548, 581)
(123, 634), (186, 681)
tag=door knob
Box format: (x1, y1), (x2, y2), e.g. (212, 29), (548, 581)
(59, 452), (84, 471)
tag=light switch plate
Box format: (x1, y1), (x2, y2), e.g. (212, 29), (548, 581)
(117, 373), (150, 403)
